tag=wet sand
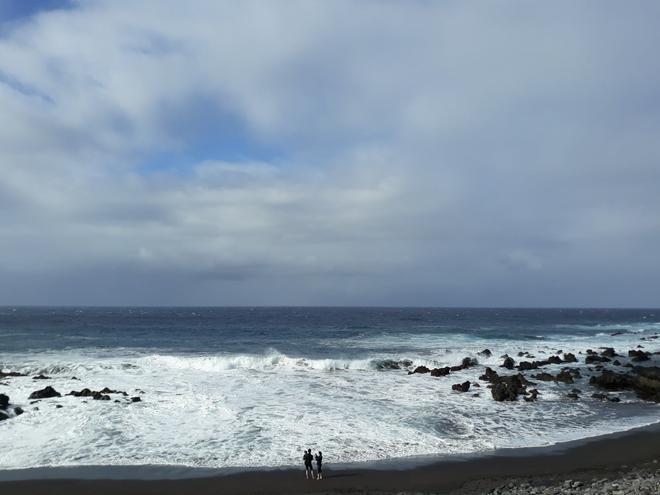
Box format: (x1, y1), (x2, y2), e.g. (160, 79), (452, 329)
(1, 423), (659, 494)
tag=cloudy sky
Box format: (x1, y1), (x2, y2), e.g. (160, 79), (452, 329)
(1, 1), (659, 307)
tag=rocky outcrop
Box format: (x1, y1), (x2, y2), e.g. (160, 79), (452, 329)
(28, 386), (61, 399)
(0, 371), (25, 378)
(430, 367), (450, 377)
(589, 367), (660, 402)
(478, 349), (492, 357)
(628, 349), (650, 362)
(501, 357), (515, 370)
(32, 374), (51, 380)
(491, 374), (529, 401)
(452, 381), (471, 393)
(409, 366), (430, 374)
(67, 388), (123, 401)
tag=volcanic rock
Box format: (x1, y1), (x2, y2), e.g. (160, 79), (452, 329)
(501, 357), (515, 370)
(28, 386), (61, 400)
(452, 381), (471, 393)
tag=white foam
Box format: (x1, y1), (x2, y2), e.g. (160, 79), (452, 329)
(1, 334), (658, 471)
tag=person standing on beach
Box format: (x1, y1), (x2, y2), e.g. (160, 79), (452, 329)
(315, 451), (323, 479)
(303, 449), (313, 479)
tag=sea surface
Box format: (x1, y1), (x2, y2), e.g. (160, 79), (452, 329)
(1, 307), (659, 471)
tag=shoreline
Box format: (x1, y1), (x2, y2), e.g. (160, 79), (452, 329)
(2, 422), (659, 494)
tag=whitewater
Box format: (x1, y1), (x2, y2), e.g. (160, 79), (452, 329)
(1, 307), (659, 471)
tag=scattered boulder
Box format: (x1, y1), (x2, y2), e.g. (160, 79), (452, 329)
(452, 381), (471, 393)
(563, 353), (578, 363)
(491, 374), (528, 401)
(430, 367), (450, 377)
(0, 371), (25, 378)
(524, 389), (540, 402)
(14, 406), (23, 416)
(28, 386), (61, 400)
(32, 374), (50, 380)
(586, 355), (611, 364)
(0, 394), (8, 410)
(592, 393), (607, 400)
(501, 357), (515, 370)
(130, 397), (142, 403)
(600, 347), (617, 358)
(555, 370), (575, 384)
(609, 397), (621, 403)
(0, 410), (8, 421)
(567, 392), (579, 400)
(628, 350), (650, 362)
(478, 349), (492, 357)
(532, 372), (555, 382)
(479, 367), (499, 382)
(409, 366), (430, 375)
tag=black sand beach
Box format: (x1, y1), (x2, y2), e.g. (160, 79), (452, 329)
(2, 423), (659, 494)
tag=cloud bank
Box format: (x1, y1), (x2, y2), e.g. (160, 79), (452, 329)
(1, 0), (659, 306)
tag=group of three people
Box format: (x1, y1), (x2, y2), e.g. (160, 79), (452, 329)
(303, 449), (322, 479)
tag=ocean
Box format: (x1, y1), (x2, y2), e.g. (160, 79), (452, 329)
(1, 307), (659, 471)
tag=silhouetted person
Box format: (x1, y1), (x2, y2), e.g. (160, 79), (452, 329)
(315, 451), (323, 479)
(303, 449), (313, 479)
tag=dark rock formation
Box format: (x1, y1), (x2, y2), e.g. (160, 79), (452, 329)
(585, 355), (611, 364)
(409, 366), (430, 374)
(130, 397), (142, 403)
(0, 394), (8, 410)
(28, 386), (61, 399)
(531, 372), (555, 382)
(430, 367), (450, 377)
(491, 374), (528, 401)
(600, 347), (617, 358)
(0, 371), (25, 378)
(32, 375), (51, 380)
(567, 392), (579, 399)
(524, 389), (539, 402)
(501, 357), (515, 370)
(452, 381), (471, 393)
(628, 350), (650, 362)
(563, 353), (578, 363)
(479, 367), (499, 382)
(478, 349), (492, 357)
(68, 388), (113, 400)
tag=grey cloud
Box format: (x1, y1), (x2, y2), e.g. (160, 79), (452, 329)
(0, 1), (659, 306)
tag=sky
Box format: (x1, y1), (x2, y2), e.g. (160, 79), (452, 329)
(0, 0), (659, 307)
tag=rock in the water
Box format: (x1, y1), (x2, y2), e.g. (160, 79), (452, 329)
(430, 367), (451, 377)
(555, 369), (575, 384)
(409, 365), (430, 375)
(452, 381), (471, 393)
(563, 353), (578, 363)
(524, 388), (540, 402)
(32, 374), (51, 380)
(600, 347), (617, 358)
(0, 394), (8, 410)
(130, 397), (142, 403)
(0, 410), (8, 421)
(28, 386), (61, 400)
(585, 354), (611, 364)
(478, 349), (492, 357)
(566, 392), (579, 399)
(532, 372), (555, 382)
(501, 357), (515, 370)
(0, 371), (25, 378)
(629, 349), (650, 362)
(479, 367), (499, 382)
(491, 374), (528, 401)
